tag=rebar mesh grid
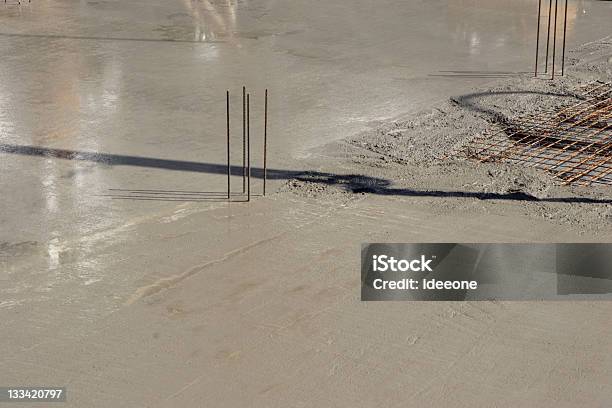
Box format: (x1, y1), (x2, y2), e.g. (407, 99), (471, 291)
(462, 81), (612, 186)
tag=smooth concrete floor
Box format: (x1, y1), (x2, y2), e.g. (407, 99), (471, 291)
(1, 0), (611, 248)
(1, 0), (611, 406)
(1, 0), (610, 270)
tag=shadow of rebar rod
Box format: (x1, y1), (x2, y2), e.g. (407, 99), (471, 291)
(110, 189), (229, 195)
(1, 143), (610, 205)
(430, 71), (530, 79)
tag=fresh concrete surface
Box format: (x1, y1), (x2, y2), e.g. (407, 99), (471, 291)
(1, 0), (611, 406)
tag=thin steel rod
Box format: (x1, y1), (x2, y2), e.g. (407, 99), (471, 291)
(247, 93), (251, 202)
(545, 0), (553, 73)
(587, 163), (612, 175)
(535, 0), (542, 76)
(226, 90), (231, 201)
(551, 0), (559, 80)
(561, 150), (611, 184)
(582, 161), (612, 185)
(242, 86), (246, 194)
(263, 89), (268, 196)
(561, 0), (568, 76)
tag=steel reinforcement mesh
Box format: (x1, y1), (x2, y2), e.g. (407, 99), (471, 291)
(462, 81), (612, 186)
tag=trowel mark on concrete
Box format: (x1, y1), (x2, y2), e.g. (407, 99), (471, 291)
(126, 194), (351, 305)
(0, 241), (41, 261)
(125, 231), (287, 305)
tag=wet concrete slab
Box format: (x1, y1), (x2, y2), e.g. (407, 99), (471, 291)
(1, 0), (610, 260)
(0, 0), (611, 405)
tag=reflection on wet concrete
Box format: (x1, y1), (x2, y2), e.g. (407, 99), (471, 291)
(450, 0), (607, 58)
(0, 0), (611, 317)
(179, 0), (238, 43)
(0, 2), (610, 404)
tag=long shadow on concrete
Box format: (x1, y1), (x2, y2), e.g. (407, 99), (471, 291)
(429, 71), (531, 79)
(1, 143), (610, 204)
(450, 89), (574, 123)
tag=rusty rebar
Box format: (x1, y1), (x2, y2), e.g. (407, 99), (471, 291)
(247, 93), (251, 202)
(551, 0), (558, 80)
(226, 90), (231, 201)
(561, 149), (611, 185)
(545, 0), (553, 73)
(535, 0), (542, 77)
(499, 104), (612, 163)
(473, 83), (612, 146)
(475, 88), (612, 161)
(561, 0), (568, 76)
(500, 110), (612, 169)
(242, 86), (246, 194)
(581, 160), (612, 185)
(263, 89), (268, 196)
(545, 122), (612, 170)
(471, 103), (611, 164)
(463, 82), (612, 185)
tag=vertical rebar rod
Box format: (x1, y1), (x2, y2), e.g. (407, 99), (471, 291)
(226, 90), (231, 201)
(561, 0), (568, 76)
(544, 0), (553, 73)
(242, 86), (246, 194)
(535, 0), (542, 77)
(263, 89), (268, 196)
(551, 0), (558, 80)
(247, 93), (251, 202)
